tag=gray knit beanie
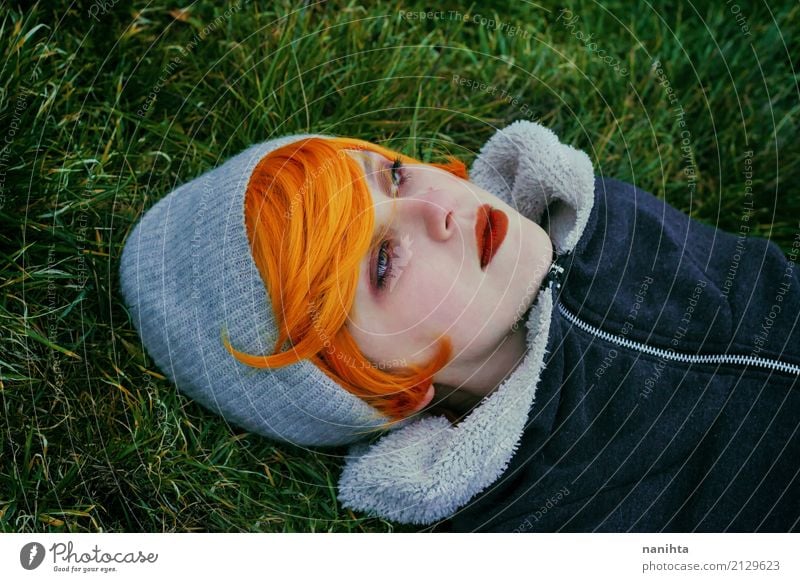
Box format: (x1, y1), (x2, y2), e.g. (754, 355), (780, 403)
(118, 133), (416, 447)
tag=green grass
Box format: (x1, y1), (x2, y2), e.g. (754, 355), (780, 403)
(1, 0), (798, 532)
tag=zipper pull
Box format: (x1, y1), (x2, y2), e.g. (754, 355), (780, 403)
(544, 252), (570, 290)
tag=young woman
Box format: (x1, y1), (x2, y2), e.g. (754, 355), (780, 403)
(119, 121), (800, 532)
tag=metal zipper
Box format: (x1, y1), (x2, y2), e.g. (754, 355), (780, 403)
(545, 254), (800, 377)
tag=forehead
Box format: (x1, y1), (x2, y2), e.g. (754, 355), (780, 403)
(345, 148), (387, 172)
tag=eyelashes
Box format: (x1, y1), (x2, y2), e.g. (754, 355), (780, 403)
(383, 156), (407, 196)
(389, 156), (405, 193)
(375, 234), (413, 293)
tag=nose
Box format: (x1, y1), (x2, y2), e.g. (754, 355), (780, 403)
(385, 169), (459, 242)
(418, 197), (454, 242)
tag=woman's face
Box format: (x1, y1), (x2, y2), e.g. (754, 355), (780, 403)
(343, 148), (553, 405)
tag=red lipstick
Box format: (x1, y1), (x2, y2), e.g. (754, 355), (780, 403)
(475, 204), (508, 270)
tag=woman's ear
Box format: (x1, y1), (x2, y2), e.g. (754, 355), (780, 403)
(409, 384), (436, 414)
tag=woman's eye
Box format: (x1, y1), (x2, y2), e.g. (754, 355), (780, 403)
(373, 232), (412, 294)
(390, 158), (403, 184)
(387, 157), (405, 194)
(375, 240), (393, 290)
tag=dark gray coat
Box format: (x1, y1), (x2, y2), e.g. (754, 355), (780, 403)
(435, 176), (800, 532)
(338, 121), (798, 532)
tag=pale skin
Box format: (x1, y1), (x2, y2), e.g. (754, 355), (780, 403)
(344, 149), (554, 417)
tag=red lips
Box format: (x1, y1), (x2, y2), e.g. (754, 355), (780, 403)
(475, 204), (508, 270)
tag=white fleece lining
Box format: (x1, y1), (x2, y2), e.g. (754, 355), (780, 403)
(469, 120), (596, 254)
(337, 120), (596, 525)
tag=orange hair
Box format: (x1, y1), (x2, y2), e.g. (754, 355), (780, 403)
(221, 136), (468, 433)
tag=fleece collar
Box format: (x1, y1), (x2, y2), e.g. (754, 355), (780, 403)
(337, 121), (596, 525)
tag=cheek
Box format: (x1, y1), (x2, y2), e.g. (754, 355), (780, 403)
(400, 262), (475, 330)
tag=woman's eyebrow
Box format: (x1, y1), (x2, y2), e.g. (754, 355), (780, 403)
(365, 153), (391, 198)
